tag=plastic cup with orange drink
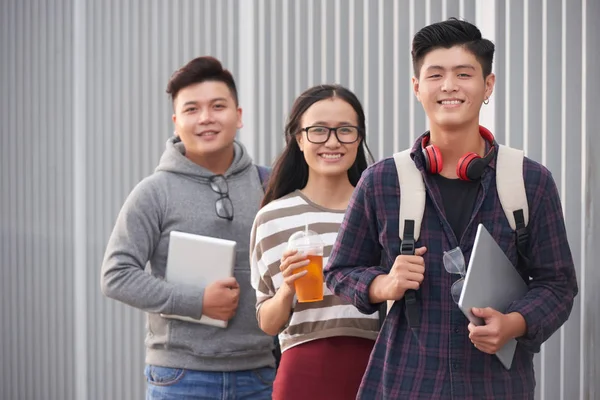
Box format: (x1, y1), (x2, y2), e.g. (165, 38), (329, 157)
(287, 227), (325, 303)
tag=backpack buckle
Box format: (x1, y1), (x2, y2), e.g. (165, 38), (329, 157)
(401, 238), (415, 255)
(401, 220), (416, 255)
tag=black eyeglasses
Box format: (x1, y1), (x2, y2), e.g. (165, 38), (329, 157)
(209, 175), (234, 221)
(301, 125), (361, 144)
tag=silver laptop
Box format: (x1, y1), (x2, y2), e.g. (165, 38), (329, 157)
(458, 223), (528, 370)
(161, 231), (237, 328)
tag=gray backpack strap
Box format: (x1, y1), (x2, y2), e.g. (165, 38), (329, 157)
(394, 150), (426, 242)
(385, 150), (425, 327)
(496, 145), (530, 265)
(496, 145), (529, 229)
(255, 165), (271, 192)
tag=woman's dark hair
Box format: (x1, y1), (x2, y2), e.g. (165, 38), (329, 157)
(262, 84), (373, 207)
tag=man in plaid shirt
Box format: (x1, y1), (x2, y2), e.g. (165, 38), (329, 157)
(324, 18), (578, 399)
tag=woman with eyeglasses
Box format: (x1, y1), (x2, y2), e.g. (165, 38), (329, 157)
(249, 84), (379, 400)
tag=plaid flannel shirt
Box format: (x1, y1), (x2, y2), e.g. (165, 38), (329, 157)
(324, 136), (578, 400)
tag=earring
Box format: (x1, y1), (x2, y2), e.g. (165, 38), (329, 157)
(483, 98), (490, 105)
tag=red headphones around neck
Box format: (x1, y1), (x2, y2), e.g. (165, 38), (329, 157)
(421, 126), (496, 181)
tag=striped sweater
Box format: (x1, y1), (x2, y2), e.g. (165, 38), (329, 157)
(250, 190), (379, 352)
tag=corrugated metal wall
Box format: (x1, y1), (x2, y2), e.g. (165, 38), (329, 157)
(495, 1), (581, 399)
(1, 0), (77, 399)
(1, 1), (598, 399)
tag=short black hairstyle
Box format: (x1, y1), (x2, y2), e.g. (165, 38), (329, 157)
(166, 56), (238, 107)
(411, 18), (495, 78)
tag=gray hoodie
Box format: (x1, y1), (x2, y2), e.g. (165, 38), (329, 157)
(100, 137), (274, 371)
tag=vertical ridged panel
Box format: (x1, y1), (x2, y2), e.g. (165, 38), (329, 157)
(0, 0), (76, 399)
(561, 2), (584, 398)
(495, 1), (594, 398)
(582, 2), (599, 399)
(1, 1), (598, 399)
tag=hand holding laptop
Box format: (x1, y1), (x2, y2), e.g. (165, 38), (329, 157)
(161, 231), (238, 328)
(202, 277), (240, 321)
(467, 307), (527, 355)
(457, 224), (529, 369)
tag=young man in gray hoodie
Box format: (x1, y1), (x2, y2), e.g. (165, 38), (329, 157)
(101, 56), (275, 399)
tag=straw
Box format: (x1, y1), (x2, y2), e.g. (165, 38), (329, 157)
(304, 221), (310, 247)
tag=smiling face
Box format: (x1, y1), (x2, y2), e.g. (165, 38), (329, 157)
(172, 80), (242, 160)
(412, 45), (495, 130)
(296, 97), (361, 180)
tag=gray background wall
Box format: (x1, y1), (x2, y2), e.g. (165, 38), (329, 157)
(1, 1), (598, 399)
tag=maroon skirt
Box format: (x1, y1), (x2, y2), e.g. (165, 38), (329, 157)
(273, 336), (375, 400)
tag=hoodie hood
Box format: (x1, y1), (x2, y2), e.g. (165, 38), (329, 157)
(155, 136), (254, 179)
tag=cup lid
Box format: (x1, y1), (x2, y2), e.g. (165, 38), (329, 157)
(287, 229), (324, 249)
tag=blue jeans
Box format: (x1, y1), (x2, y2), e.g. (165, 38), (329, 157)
(145, 365), (275, 400)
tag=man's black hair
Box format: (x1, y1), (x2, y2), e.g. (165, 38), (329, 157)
(412, 18), (495, 78)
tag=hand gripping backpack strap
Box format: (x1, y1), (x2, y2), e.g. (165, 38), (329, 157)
(383, 150), (426, 329)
